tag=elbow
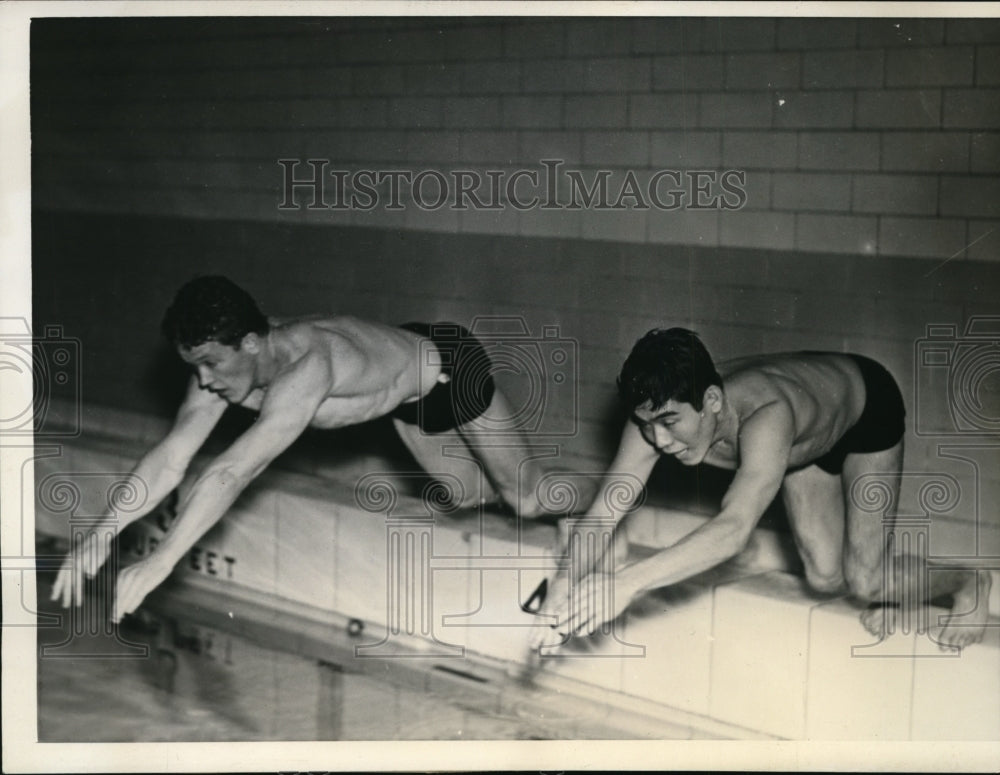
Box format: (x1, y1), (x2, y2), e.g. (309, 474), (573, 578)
(717, 515), (756, 559)
(161, 464), (187, 494)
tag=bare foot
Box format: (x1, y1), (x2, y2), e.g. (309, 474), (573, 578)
(860, 601), (897, 638)
(933, 572), (992, 652)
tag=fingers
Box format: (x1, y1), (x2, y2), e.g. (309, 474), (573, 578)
(50, 555), (85, 608)
(528, 621), (567, 651)
(74, 554), (85, 607)
(113, 566), (156, 623)
(50, 566), (65, 605)
(112, 568), (129, 623)
(528, 623), (551, 651)
(81, 533), (109, 577)
(113, 571), (138, 624)
(552, 582), (597, 635)
(551, 602), (587, 639)
(526, 571), (617, 652)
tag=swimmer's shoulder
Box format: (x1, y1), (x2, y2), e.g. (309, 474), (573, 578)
(722, 350), (855, 378)
(718, 364), (782, 418)
(720, 352), (841, 408)
(265, 316), (358, 374)
(723, 351), (863, 415)
(270, 314), (364, 346)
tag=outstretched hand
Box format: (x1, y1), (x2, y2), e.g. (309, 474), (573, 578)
(112, 557), (173, 623)
(525, 565), (638, 652)
(525, 569), (571, 651)
(549, 567), (636, 640)
(50, 532), (111, 608)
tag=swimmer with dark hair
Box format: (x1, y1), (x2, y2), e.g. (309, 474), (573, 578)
(530, 328), (991, 652)
(52, 275), (553, 621)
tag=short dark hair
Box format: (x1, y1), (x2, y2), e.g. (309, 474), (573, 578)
(161, 275), (269, 349)
(617, 327), (723, 411)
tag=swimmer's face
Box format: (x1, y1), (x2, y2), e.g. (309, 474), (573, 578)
(633, 389), (721, 465)
(178, 337), (259, 403)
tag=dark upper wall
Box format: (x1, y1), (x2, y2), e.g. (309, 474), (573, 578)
(31, 16), (1000, 258)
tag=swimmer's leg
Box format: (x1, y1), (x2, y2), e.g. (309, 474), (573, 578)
(455, 388), (581, 520)
(842, 444), (903, 601)
(841, 443), (903, 637)
(780, 464), (848, 595)
(844, 443), (990, 648)
(391, 417), (499, 510)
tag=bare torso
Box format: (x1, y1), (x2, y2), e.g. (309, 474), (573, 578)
(702, 352), (867, 470)
(238, 316), (441, 429)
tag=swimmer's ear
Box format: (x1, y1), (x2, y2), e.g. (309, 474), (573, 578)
(240, 332), (262, 354)
(702, 385), (723, 414)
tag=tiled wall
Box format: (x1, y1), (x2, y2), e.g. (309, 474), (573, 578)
(31, 16), (1000, 545)
(32, 210), (1000, 544)
(31, 16), (1000, 259)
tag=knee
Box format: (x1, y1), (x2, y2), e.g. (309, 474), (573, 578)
(514, 492), (546, 520)
(805, 567), (847, 595)
(800, 552), (847, 595)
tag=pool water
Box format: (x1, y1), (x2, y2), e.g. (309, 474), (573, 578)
(35, 569), (676, 741)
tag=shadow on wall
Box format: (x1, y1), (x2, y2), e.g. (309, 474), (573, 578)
(141, 341), (192, 418)
(647, 455), (791, 531)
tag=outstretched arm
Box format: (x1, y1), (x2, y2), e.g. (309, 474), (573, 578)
(51, 377), (226, 608)
(526, 420), (658, 647)
(553, 401), (794, 638)
(570, 419), (661, 575)
(112, 353), (332, 621)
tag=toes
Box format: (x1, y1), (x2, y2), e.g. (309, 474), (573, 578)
(936, 621), (988, 651)
(860, 607), (886, 637)
(936, 627), (965, 652)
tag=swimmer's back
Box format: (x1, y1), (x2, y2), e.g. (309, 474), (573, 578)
(720, 351), (869, 463)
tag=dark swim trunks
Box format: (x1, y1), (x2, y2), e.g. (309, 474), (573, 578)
(391, 322), (495, 434)
(812, 354), (906, 474)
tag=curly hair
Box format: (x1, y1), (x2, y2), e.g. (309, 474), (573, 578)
(161, 276), (269, 349)
(617, 327), (722, 411)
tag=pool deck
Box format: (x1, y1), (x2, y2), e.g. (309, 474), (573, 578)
(30, 400), (1000, 741)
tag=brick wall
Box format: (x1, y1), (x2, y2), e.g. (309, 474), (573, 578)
(31, 16), (1000, 545)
